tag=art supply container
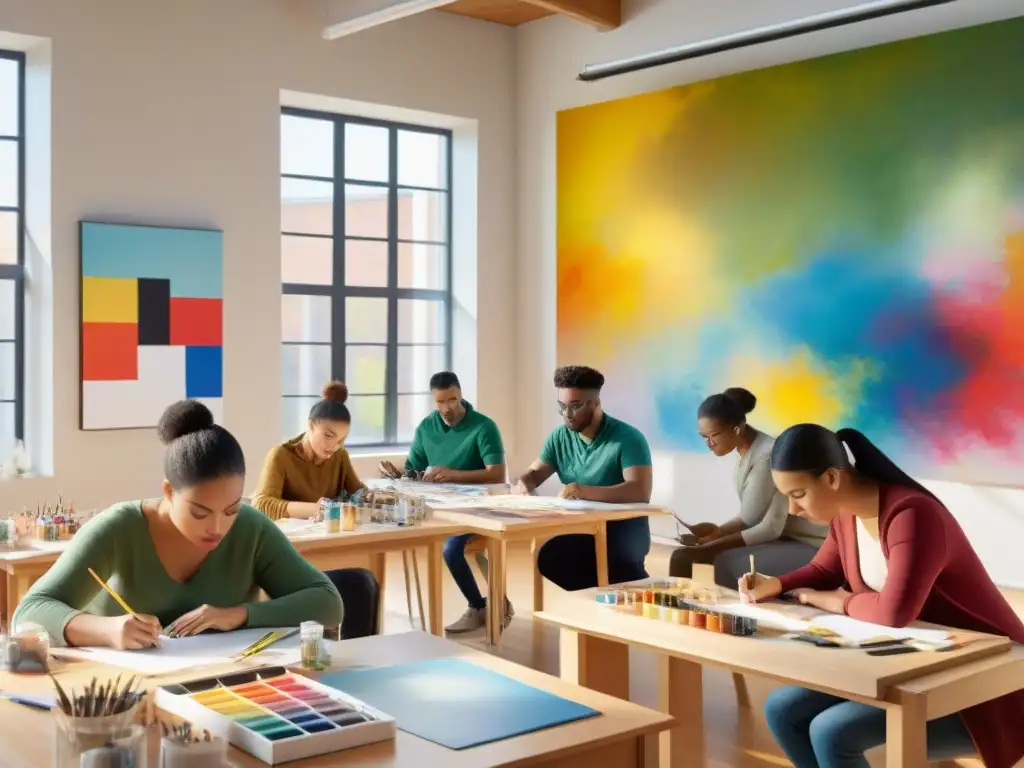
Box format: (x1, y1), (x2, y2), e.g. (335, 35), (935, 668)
(55, 710), (146, 768)
(300, 621), (327, 670)
(160, 733), (228, 768)
(3, 621), (50, 672)
(595, 589), (615, 607)
(323, 501), (341, 534)
(674, 592), (689, 625)
(342, 503), (358, 532)
(703, 591), (722, 633)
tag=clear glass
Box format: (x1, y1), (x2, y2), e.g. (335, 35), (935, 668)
(281, 294), (331, 343)
(345, 184), (388, 238)
(344, 123), (389, 183)
(397, 130), (447, 189)
(281, 178), (333, 236)
(281, 396), (319, 438)
(0, 59), (19, 137)
(282, 344), (331, 397)
(0, 340), (15, 400)
(0, 141), (17, 207)
(347, 395), (386, 444)
(0, 279), (13, 337)
(397, 242), (446, 289)
(345, 345), (386, 394)
(398, 299), (445, 344)
(345, 297), (387, 343)
(397, 345), (446, 393)
(281, 235), (332, 285)
(344, 239), (388, 287)
(397, 394), (433, 442)
(0, 211), (17, 264)
(398, 189), (447, 242)
(0, 402), (12, 467)
(281, 115), (334, 178)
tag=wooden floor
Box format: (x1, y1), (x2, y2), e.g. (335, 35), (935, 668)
(374, 540), (1014, 767)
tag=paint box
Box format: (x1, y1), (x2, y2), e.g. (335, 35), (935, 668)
(154, 665), (395, 765)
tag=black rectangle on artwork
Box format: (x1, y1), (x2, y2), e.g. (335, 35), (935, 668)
(138, 278), (171, 345)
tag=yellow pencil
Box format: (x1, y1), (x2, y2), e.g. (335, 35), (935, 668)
(87, 567), (136, 615)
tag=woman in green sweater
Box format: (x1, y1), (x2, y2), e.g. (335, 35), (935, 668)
(12, 400), (344, 649)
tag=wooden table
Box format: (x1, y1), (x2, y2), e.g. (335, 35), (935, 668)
(535, 588), (1015, 768)
(430, 503), (667, 645)
(0, 521), (464, 637)
(0, 632), (674, 767)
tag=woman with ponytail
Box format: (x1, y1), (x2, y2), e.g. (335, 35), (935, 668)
(741, 423), (1024, 768)
(251, 381), (380, 639)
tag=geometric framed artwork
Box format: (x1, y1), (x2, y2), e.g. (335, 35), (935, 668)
(79, 221), (224, 430)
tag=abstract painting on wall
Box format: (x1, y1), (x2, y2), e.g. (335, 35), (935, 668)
(80, 222), (224, 430)
(556, 17), (1024, 484)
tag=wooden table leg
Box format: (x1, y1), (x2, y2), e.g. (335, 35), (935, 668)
(410, 549), (426, 631)
(886, 696), (927, 768)
(657, 654), (703, 768)
(559, 627), (629, 699)
(368, 553), (387, 634)
(486, 538), (507, 646)
(425, 540), (443, 637)
(594, 523), (609, 586)
(531, 538), (544, 612)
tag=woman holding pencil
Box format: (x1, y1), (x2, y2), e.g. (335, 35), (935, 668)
(12, 400), (345, 650)
(741, 423), (1024, 768)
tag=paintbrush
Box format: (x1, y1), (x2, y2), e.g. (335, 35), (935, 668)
(746, 554), (757, 590)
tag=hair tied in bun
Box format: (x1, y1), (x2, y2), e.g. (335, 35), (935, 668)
(157, 399), (215, 445)
(322, 380), (349, 404)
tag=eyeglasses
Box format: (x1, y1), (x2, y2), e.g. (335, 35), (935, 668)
(699, 430), (726, 446)
(557, 400), (590, 417)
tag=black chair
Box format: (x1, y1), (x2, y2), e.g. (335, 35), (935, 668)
(325, 567), (381, 639)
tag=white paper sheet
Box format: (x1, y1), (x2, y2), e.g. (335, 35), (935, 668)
(807, 614), (950, 644)
(52, 627), (301, 675)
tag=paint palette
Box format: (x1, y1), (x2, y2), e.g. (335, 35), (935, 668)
(154, 665), (395, 765)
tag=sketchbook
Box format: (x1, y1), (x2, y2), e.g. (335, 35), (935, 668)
(52, 627), (302, 675)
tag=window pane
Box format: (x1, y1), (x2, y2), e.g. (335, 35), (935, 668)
(0, 210), (16, 264)
(344, 239), (387, 288)
(344, 123), (389, 183)
(398, 189), (447, 242)
(281, 294), (331, 343)
(398, 130), (447, 189)
(345, 297), (387, 344)
(398, 394), (434, 442)
(345, 184), (388, 238)
(281, 115), (333, 178)
(398, 345), (447, 393)
(281, 235), (332, 285)
(0, 140), (17, 207)
(0, 59), (18, 137)
(281, 178), (333, 236)
(282, 396), (319, 438)
(398, 243), (446, 290)
(348, 395), (386, 445)
(346, 345), (386, 394)
(0, 340), (13, 400)
(398, 299), (446, 344)
(282, 344), (331, 397)
(0, 279), (13, 339)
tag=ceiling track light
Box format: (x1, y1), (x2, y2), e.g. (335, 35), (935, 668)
(577, 0), (959, 82)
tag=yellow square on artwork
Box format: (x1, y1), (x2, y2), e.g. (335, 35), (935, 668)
(82, 277), (139, 324)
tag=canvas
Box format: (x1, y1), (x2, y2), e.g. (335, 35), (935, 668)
(556, 17), (1024, 484)
(79, 221), (224, 430)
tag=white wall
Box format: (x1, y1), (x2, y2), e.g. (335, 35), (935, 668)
(0, 0), (516, 510)
(515, 0), (1024, 587)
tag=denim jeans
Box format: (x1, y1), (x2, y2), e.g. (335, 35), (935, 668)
(443, 533), (486, 610)
(765, 686), (976, 768)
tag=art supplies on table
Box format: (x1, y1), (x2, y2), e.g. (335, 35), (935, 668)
(298, 622), (327, 671)
(596, 580), (759, 636)
(154, 665), (395, 765)
(319, 657), (600, 750)
(53, 628), (302, 675)
(51, 673), (147, 768)
(0, 690), (56, 711)
(1, 622), (51, 673)
(159, 720), (228, 768)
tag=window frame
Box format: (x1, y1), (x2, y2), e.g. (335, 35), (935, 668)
(280, 107), (454, 449)
(0, 49), (26, 448)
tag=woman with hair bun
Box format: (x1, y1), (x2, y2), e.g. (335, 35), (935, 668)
(743, 423), (1024, 768)
(11, 400), (343, 649)
(251, 381), (380, 638)
(669, 387), (826, 583)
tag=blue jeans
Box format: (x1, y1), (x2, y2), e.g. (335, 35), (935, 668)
(443, 534), (486, 610)
(765, 686), (976, 768)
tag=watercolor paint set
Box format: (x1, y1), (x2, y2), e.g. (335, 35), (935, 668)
(154, 665), (395, 765)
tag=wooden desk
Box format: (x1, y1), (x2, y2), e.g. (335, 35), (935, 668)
(431, 504), (667, 645)
(535, 590), (1013, 768)
(0, 632), (674, 767)
(0, 522), (464, 637)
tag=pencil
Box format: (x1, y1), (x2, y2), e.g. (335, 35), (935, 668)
(746, 554), (756, 589)
(87, 568), (136, 615)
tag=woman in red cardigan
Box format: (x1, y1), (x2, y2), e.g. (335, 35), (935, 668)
(740, 423), (1024, 768)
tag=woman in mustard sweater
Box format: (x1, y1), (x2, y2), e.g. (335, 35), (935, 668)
(251, 381), (379, 638)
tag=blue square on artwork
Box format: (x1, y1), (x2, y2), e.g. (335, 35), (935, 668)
(185, 346), (222, 398)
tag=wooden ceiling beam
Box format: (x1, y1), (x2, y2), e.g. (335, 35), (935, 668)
(519, 0), (620, 30)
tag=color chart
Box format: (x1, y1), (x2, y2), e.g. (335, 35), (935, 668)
(155, 668), (395, 765)
(556, 17), (1024, 484)
(79, 221), (224, 430)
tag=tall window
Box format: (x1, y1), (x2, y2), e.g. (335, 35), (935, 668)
(280, 109), (452, 447)
(0, 50), (25, 465)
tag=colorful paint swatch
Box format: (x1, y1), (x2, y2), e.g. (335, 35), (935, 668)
(80, 221), (224, 430)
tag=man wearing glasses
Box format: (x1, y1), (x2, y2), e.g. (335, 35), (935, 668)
(516, 366), (653, 590)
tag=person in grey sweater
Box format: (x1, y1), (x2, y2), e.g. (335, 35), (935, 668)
(669, 388), (826, 585)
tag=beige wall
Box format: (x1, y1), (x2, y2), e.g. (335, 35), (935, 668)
(0, 0), (516, 510)
(514, 0), (1024, 587)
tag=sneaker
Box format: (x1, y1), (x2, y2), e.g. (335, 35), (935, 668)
(445, 607), (486, 634)
(503, 598), (515, 629)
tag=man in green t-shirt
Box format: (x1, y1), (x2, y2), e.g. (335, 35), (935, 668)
(380, 371), (510, 633)
(517, 365), (653, 590)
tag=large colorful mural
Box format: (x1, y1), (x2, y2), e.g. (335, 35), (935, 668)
(556, 17), (1024, 483)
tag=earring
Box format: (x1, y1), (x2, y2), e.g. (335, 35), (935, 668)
(734, 427), (742, 435)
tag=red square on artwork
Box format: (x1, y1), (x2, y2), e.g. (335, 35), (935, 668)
(82, 323), (138, 380)
(169, 298), (223, 346)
